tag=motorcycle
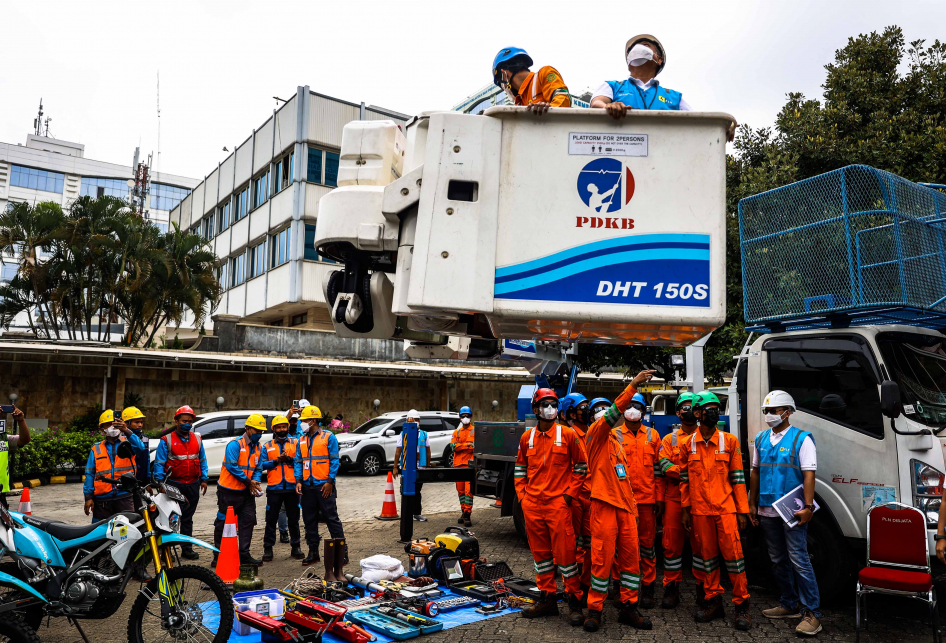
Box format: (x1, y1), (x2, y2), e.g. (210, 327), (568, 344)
(0, 441), (233, 643)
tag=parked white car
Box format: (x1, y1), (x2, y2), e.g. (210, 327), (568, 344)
(148, 410), (279, 479)
(337, 411), (461, 476)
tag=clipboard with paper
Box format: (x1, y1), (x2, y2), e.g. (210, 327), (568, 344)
(772, 483), (819, 528)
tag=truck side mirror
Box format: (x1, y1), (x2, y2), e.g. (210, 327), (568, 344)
(880, 380), (902, 419)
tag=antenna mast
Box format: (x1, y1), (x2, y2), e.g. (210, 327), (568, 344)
(156, 71), (161, 174)
(33, 99), (44, 136)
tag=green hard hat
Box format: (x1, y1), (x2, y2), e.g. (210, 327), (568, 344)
(694, 390), (721, 408)
(675, 392), (697, 408)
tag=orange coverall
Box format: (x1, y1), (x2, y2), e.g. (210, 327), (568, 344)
(618, 424), (664, 587)
(680, 429), (749, 605)
(452, 425), (475, 514)
(584, 386), (642, 611)
(657, 425), (702, 586)
(569, 421), (592, 589)
(514, 423), (586, 597)
(515, 66), (572, 107)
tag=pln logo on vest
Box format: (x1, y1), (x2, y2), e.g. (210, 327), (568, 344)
(576, 158), (636, 229)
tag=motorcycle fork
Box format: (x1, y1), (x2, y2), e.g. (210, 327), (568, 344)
(142, 508), (175, 617)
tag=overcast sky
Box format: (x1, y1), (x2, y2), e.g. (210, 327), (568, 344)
(2, 0), (944, 181)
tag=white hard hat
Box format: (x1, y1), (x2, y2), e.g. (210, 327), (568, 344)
(299, 398), (311, 408)
(762, 390), (796, 410)
(407, 409), (420, 420)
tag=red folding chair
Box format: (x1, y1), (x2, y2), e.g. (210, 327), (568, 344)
(856, 502), (938, 643)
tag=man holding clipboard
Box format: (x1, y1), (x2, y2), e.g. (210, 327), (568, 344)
(748, 390), (822, 637)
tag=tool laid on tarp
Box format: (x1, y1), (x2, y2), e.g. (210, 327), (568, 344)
(278, 591), (376, 642)
(374, 605), (443, 634)
(346, 608), (421, 640)
(432, 596), (481, 612)
(235, 609), (306, 642)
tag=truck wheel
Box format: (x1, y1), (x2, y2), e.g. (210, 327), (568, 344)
(358, 450), (383, 476)
(807, 514), (850, 604)
(512, 492), (528, 543)
(442, 445), (454, 468)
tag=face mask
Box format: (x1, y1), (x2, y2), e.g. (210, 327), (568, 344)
(627, 43), (655, 67)
(460, 417), (471, 425)
(104, 427), (121, 438)
(624, 408), (642, 422)
(178, 422), (192, 433)
(274, 430), (289, 439)
(764, 413), (784, 428)
(499, 70), (517, 101)
(702, 408), (720, 426)
(577, 406), (591, 426)
(538, 405), (558, 421)
(248, 431), (262, 444)
(594, 408), (607, 421)
(680, 408), (696, 424)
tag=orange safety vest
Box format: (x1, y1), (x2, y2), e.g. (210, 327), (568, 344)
(452, 425), (475, 467)
(92, 437), (137, 496)
(515, 66), (572, 107)
(298, 431), (332, 482)
(218, 436), (261, 490)
(162, 431), (203, 483)
(265, 437), (298, 486)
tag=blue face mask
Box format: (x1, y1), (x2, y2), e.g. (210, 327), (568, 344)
(178, 423), (192, 433)
(248, 431), (262, 444)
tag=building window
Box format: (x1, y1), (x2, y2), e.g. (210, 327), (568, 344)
(307, 147), (322, 183)
(247, 240), (266, 279)
(230, 253), (245, 288)
(80, 177), (129, 200)
(291, 313), (308, 326)
(253, 171), (269, 209)
(0, 263), (18, 284)
(150, 183), (191, 211)
(271, 228), (291, 268)
(325, 151), (339, 187)
(306, 148), (339, 187)
(215, 263), (228, 290)
(11, 165), (65, 194)
(274, 150), (294, 194)
(154, 220), (169, 233)
(201, 214), (215, 241)
(270, 319), (283, 327)
(303, 223), (333, 262)
(235, 185), (250, 221)
(217, 200), (231, 233)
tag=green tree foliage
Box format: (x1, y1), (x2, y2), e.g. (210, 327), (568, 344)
(0, 196), (221, 346)
(14, 429), (100, 477)
(578, 26), (946, 383)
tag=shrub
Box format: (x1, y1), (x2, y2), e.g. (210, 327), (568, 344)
(65, 404), (103, 434)
(15, 429), (100, 477)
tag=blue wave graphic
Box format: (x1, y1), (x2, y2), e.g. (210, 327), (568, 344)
(494, 247), (709, 295)
(495, 233), (709, 279)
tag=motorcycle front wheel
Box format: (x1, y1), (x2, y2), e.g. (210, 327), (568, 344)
(127, 564), (233, 643)
(0, 614), (42, 643)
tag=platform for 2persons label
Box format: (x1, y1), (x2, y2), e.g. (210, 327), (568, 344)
(569, 132), (648, 157)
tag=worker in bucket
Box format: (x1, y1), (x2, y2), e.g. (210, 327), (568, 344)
(615, 392), (664, 610)
(749, 390), (821, 637)
(560, 393), (595, 601)
(492, 47), (572, 115)
(680, 391), (751, 630)
(515, 388), (587, 625)
(582, 371), (657, 632)
(656, 392), (704, 609)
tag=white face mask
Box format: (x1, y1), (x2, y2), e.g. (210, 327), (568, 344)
(627, 43), (655, 67)
(594, 408), (607, 421)
(460, 417), (471, 425)
(624, 408), (642, 422)
(105, 428), (121, 438)
(764, 412), (784, 428)
(538, 406), (558, 421)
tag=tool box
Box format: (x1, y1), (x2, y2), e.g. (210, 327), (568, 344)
(346, 608), (421, 640)
(434, 527), (479, 560)
(374, 605), (443, 634)
(473, 561), (513, 583)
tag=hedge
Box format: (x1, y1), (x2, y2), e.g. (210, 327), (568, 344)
(14, 429), (100, 478)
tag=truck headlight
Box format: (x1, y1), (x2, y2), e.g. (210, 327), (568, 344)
(911, 460), (944, 527)
(337, 441), (357, 450)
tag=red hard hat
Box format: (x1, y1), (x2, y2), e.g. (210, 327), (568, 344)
(532, 388), (559, 404)
(174, 405), (196, 418)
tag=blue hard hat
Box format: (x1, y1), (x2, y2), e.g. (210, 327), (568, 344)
(492, 47), (533, 86)
(459, 406), (472, 416)
(589, 397), (611, 409)
(558, 393), (588, 415)
(631, 393), (646, 407)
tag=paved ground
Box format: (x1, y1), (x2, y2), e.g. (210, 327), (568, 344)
(18, 478), (946, 643)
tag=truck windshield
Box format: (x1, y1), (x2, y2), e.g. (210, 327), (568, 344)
(877, 331), (946, 427)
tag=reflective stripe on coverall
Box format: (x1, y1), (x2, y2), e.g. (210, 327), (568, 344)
(680, 429), (750, 605)
(452, 425), (475, 513)
(515, 66), (572, 107)
(657, 426), (703, 585)
(617, 424), (664, 586)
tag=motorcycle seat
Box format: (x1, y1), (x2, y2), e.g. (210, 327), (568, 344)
(22, 512), (141, 541)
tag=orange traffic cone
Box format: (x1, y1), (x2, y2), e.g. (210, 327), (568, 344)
(215, 506), (240, 584)
(375, 471), (399, 521)
(18, 488), (31, 515)
(490, 498), (502, 509)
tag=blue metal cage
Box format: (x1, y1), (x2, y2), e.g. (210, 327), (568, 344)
(739, 165), (946, 333)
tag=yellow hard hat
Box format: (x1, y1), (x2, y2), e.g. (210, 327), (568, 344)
(98, 409), (115, 426)
(300, 405), (322, 420)
(245, 414), (267, 431)
(272, 414), (290, 427)
(122, 406), (145, 422)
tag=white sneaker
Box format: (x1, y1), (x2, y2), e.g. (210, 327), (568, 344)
(413, 515), (427, 522)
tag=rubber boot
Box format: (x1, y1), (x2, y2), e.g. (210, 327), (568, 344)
(262, 546), (274, 562)
(694, 595), (725, 623)
(462, 512), (472, 527)
(660, 582), (680, 609)
(335, 538), (348, 580)
(579, 583), (591, 608)
(618, 601), (653, 629)
(583, 610), (603, 632)
(302, 546), (319, 566)
(458, 512), (465, 525)
(734, 598), (751, 631)
(566, 593), (584, 627)
(639, 583), (655, 609)
(521, 591), (559, 619)
(695, 582), (707, 609)
(291, 545), (305, 560)
(324, 539), (338, 582)
(280, 531), (291, 544)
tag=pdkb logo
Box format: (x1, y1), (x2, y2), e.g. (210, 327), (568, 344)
(577, 158), (636, 213)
